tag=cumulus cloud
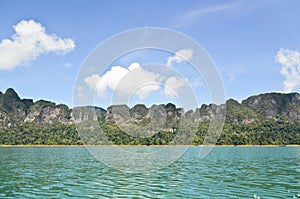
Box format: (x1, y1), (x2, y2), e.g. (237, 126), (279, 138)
(166, 48), (194, 67)
(0, 19), (75, 70)
(115, 63), (162, 100)
(275, 48), (300, 92)
(84, 63), (163, 100)
(84, 48), (199, 101)
(164, 76), (188, 97)
(84, 73), (101, 91)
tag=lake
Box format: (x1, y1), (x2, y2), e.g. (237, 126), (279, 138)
(0, 146), (299, 198)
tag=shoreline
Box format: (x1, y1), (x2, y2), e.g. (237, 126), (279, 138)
(0, 144), (299, 147)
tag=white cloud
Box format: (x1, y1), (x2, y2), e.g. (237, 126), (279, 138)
(84, 73), (101, 91)
(97, 66), (129, 97)
(85, 61), (194, 101)
(166, 48), (194, 67)
(0, 19), (75, 70)
(128, 62), (140, 70)
(84, 63), (163, 100)
(275, 48), (300, 92)
(134, 84), (161, 100)
(164, 76), (188, 97)
(115, 63), (162, 100)
(84, 66), (128, 97)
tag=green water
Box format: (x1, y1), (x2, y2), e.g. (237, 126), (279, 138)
(0, 146), (299, 198)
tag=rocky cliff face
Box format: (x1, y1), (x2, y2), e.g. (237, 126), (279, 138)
(105, 103), (183, 130)
(0, 88), (32, 128)
(0, 88), (300, 129)
(24, 100), (71, 125)
(241, 92), (300, 122)
(71, 106), (106, 123)
(0, 89), (74, 128)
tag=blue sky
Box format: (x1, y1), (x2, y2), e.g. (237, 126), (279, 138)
(0, 0), (300, 109)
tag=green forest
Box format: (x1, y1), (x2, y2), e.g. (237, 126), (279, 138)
(0, 120), (299, 145)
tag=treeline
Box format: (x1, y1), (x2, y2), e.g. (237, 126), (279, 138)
(213, 120), (300, 145)
(0, 120), (299, 145)
(1, 88), (300, 145)
(0, 123), (81, 145)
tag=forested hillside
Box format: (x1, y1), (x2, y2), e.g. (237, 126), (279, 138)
(0, 88), (299, 145)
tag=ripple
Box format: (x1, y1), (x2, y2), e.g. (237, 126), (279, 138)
(0, 146), (299, 198)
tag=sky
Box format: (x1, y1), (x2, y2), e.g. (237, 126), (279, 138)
(0, 0), (300, 110)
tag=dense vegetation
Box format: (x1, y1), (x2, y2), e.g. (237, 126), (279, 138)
(0, 123), (81, 145)
(0, 120), (299, 145)
(0, 88), (300, 145)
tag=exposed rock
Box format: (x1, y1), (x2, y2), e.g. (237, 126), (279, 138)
(185, 110), (194, 119)
(0, 111), (10, 129)
(1, 88), (300, 130)
(130, 104), (149, 119)
(106, 104), (131, 124)
(71, 106), (105, 123)
(4, 88), (20, 101)
(242, 92), (300, 122)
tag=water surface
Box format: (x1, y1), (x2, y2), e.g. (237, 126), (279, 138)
(0, 146), (299, 198)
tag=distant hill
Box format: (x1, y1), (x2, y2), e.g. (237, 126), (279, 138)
(0, 88), (299, 145)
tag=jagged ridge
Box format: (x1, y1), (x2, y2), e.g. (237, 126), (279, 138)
(1, 88), (300, 129)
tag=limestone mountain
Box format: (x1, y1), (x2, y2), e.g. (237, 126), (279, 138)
(1, 88), (300, 130)
(0, 88), (299, 145)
